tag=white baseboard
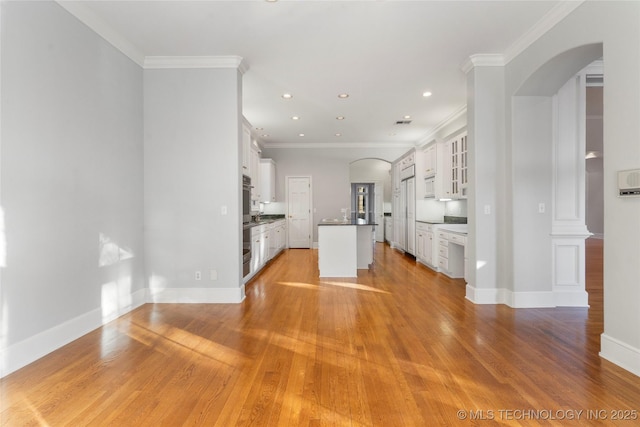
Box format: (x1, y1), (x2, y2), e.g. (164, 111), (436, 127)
(1, 288), (146, 378)
(554, 290), (589, 307)
(505, 290), (556, 308)
(147, 286), (246, 304)
(466, 286), (589, 308)
(465, 285), (506, 304)
(600, 333), (640, 378)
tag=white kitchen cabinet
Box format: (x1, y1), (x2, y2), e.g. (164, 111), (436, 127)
(406, 177), (415, 255)
(275, 221), (286, 253)
(260, 158), (276, 203)
(441, 131), (468, 200)
(250, 144), (261, 205)
(436, 229), (465, 279)
(242, 122), (251, 175)
(423, 144), (436, 178)
(416, 222), (435, 268)
(251, 224), (266, 273)
(460, 133), (468, 198)
(384, 216), (393, 243)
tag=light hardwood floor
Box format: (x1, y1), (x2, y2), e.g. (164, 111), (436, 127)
(2, 238), (640, 426)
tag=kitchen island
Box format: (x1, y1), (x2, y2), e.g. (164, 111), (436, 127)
(318, 220), (376, 277)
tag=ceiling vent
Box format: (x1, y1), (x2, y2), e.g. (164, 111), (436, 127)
(395, 120), (412, 125)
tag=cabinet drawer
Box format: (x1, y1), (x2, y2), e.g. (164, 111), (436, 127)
(416, 222), (429, 232)
(449, 233), (466, 246)
(438, 246), (448, 258)
(438, 257), (448, 271)
(437, 231), (450, 240)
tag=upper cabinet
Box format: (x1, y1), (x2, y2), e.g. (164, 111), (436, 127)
(423, 144), (436, 178)
(419, 130), (468, 200)
(446, 131), (468, 200)
(260, 158), (276, 203)
(242, 123), (251, 175)
(250, 145), (261, 203)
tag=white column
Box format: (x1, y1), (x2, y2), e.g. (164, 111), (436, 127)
(551, 72), (591, 306)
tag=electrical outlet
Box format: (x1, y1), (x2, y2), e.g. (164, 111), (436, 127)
(484, 204), (491, 215)
(195, 271), (202, 280)
(538, 203), (545, 213)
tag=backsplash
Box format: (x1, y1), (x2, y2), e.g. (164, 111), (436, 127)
(444, 215), (467, 224)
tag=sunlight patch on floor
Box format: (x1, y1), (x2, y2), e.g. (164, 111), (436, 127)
(121, 321), (249, 368)
(276, 281), (319, 290)
(320, 281), (389, 294)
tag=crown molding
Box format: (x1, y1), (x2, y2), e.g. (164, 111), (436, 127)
(262, 141), (416, 150)
(461, 54), (505, 74)
(56, 1), (145, 67)
(144, 56), (247, 73)
(503, 0), (585, 64)
(417, 104), (467, 146)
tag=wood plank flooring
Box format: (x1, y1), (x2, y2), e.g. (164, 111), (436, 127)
(2, 238), (640, 426)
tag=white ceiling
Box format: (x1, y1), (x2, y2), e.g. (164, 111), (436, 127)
(61, 0), (570, 147)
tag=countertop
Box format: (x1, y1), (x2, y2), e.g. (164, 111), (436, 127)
(436, 223), (468, 234)
(244, 216), (286, 229)
(318, 220), (378, 226)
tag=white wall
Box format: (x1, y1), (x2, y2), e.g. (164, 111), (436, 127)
(144, 67), (244, 303)
(261, 146), (407, 243)
(349, 158), (392, 205)
(511, 96), (553, 294)
(1, 1), (145, 375)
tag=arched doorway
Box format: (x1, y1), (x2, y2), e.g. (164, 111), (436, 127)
(511, 44), (603, 307)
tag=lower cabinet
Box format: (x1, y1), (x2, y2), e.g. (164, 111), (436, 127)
(436, 230), (465, 279)
(416, 222), (435, 268)
(248, 219), (287, 281)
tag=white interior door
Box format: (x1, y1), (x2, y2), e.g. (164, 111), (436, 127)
(287, 176), (312, 248)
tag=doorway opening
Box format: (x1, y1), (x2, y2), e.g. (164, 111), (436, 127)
(351, 183), (374, 224)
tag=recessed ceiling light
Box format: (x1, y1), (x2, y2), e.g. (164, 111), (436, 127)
(282, 93), (293, 99)
(404, 115), (411, 119)
(422, 91), (432, 97)
(256, 127), (264, 131)
(299, 133), (305, 137)
(335, 133), (342, 137)
(338, 93), (349, 99)
(292, 116), (300, 120)
(336, 116), (345, 120)
(261, 134), (269, 138)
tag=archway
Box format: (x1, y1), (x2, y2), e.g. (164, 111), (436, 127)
(511, 44), (603, 307)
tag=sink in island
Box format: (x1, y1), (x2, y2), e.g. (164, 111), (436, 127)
(318, 220), (376, 277)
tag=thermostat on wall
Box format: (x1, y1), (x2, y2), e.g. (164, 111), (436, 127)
(618, 169), (640, 197)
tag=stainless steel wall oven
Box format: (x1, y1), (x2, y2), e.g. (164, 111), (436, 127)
(242, 175), (252, 277)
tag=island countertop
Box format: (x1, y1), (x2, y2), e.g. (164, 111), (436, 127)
(318, 220), (378, 226)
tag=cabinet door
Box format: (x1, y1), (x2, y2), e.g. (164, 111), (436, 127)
(416, 231), (425, 260)
(459, 133), (468, 198)
(251, 229), (261, 273)
(406, 178), (415, 255)
(242, 125), (251, 174)
(424, 144), (436, 177)
(250, 148), (261, 202)
(426, 231), (434, 265)
(260, 159), (276, 202)
(259, 229), (268, 266)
